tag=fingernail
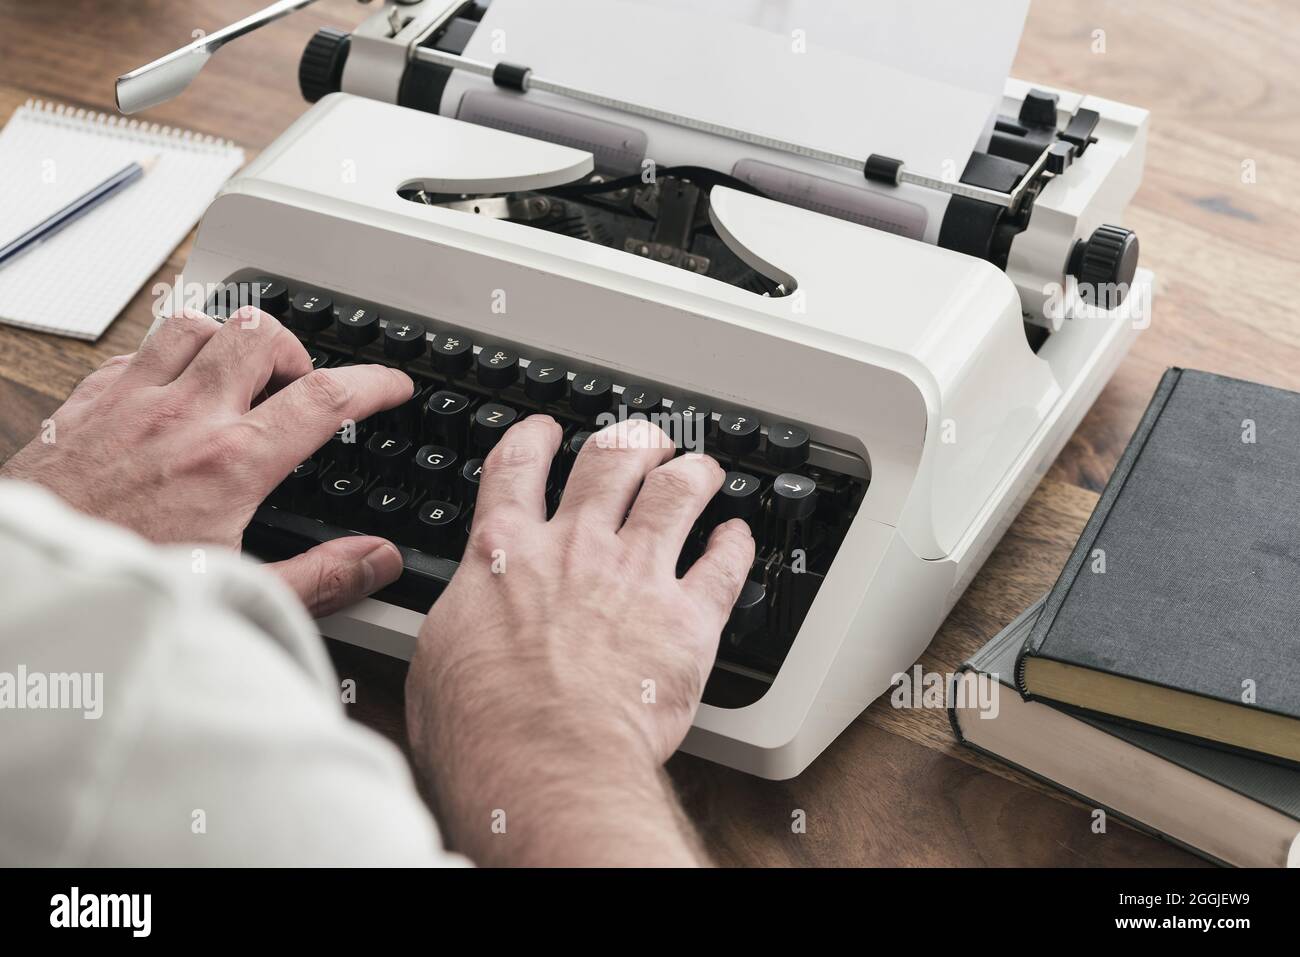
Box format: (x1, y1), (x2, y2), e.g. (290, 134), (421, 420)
(525, 413), (557, 425)
(361, 541), (403, 592)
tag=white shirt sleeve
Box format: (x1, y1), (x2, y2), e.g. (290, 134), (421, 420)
(0, 480), (466, 866)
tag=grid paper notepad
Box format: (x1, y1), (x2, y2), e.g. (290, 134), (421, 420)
(0, 100), (244, 340)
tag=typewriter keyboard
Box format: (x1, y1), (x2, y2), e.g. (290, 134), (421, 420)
(210, 275), (868, 705)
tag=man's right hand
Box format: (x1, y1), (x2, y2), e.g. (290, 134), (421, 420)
(407, 416), (755, 867)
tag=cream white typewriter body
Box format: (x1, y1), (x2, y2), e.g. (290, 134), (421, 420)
(135, 0), (1153, 778)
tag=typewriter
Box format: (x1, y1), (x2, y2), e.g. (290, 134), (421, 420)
(119, 0), (1152, 778)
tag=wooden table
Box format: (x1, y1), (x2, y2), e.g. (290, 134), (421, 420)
(4, 0), (1292, 867)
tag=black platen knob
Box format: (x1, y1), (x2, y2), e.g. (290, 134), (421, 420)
(299, 27), (351, 104)
(1068, 225), (1140, 309)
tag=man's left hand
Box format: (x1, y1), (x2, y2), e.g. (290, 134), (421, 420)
(1, 308), (414, 617)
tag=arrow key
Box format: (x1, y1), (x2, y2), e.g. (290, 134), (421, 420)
(772, 473), (818, 522)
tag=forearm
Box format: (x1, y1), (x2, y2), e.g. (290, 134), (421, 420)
(410, 678), (708, 867)
(438, 750), (704, 867)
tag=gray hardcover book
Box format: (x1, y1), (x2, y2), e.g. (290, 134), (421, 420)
(1016, 369), (1300, 765)
(953, 597), (1300, 867)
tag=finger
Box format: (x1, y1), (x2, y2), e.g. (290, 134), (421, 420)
(268, 536), (404, 618)
(554, 418), (676, 529)
(121, 311), (220, 386)
(63, 353), (135, 407)
(477, 415), (564, 523)
(681, 519), (755, 626)
(618, 453), (724, 560)
(176, 307), (313, 412)
(241, 364), (414, 479)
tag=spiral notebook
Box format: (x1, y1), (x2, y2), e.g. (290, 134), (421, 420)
(0, 100), (244, 340)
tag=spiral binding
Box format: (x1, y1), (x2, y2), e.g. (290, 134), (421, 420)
(20, 99), (240, 155)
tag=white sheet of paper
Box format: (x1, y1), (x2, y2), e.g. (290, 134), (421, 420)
(439, 0), (1029, 242)
(641, 0), (1028, 121)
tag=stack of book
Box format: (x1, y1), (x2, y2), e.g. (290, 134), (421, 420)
(951, 369), (1300, 867)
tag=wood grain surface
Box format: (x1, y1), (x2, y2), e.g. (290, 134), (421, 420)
(4, 0), (1292, 866)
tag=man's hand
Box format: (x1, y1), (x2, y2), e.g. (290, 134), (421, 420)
(407, 416), (755, 866)
(1, 309), (413, 616)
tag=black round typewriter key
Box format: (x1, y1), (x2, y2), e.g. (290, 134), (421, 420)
(772, 472), (818, 521)
(431, 333), (475, 378)
(765, 422), (811, 469)
(364, 486), (411, 533)
(416, 499), (462, 553)
(365, 431), (413, 479)
(319, 471), (366, 524)
(377, 387), (422, 434)
(620, 384), (662, 419)
(251, 277), (289, 317)
(413, 444), (459, 493)
(207, 281), (256, 319)
(460, 458), (484, 504)
(476, 347), (519, 390)
(673, 397), (713, 445)
(473, 402), (518, 449)
(569, 374), (613, 418)
(290, 290), (334, 333)
(272, 459), (319, 510)
(551, 429), (590, 498)
(205, 286), (233, 319)
(305, 346), (331, 370)
(327, 420), (366, 468)
(717, 412), (761, 459)
(424, 390), (471, 444)
(524, 361), (570, 404)
(714, 471), (763, 521)
(335, 305), (381, 348)
(726, 579), (768, 637)
(383, 318), (427, 362)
